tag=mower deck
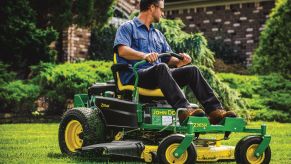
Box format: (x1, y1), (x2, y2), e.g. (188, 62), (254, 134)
(81, 140), (235, 162)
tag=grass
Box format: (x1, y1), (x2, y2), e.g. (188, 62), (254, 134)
(0, 122), (291, 163)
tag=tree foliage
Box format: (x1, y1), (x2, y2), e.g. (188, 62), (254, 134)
(208, 39), (245, 64)
(0, 0), (115, 75)
(89, 25), (117, 61)
(252, 0), (291, 77)
(0, 0), (58, 74)
(0, 62), (16, 85)
(29, 0), (115, 30)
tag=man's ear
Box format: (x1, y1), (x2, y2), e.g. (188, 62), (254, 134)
(150, 4), (155, 12)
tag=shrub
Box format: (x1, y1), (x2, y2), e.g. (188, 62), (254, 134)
(0, 80), (40, 113)
(258, 74), (291, 113)
(199, 66), (245, 111)
(250, 109), (290, 123)
(89, 25), (117, 61)
(213, 59), (248, 74)
(0, 62), (16, 84)
(31, 61), (113, 114)
(218, 73), (291, 122)
(208, 39), (245, 64)
(252, 0), (291, 77)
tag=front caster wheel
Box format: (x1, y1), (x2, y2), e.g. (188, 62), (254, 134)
(235, 136), (271, 164)
(157, 134), (197, 164)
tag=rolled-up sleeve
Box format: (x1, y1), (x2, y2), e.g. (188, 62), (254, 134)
(113, 23), (132, 52)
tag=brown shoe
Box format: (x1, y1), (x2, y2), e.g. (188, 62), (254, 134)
(178, 108), (205, 125)
(208, 109), (237, 124)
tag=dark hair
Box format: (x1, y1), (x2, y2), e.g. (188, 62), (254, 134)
(140, 0), (162, 12)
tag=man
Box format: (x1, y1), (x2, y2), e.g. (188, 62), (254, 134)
(113, 0), (236, 124)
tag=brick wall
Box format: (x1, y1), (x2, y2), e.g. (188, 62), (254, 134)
(62, 25), (91, 62)
(117, 0), (140, 16)
(165, 0), (275, 65)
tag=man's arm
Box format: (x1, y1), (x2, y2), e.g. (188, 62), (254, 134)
(118, 45), (145, 60)
(118, 45), (158, 63)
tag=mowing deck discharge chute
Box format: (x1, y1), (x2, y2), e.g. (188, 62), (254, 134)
(81, 140), (145, 158)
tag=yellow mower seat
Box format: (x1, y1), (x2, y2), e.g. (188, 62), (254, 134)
(113, 53), (164, 97)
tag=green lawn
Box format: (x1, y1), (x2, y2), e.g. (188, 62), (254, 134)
(0, 122), (290, 163)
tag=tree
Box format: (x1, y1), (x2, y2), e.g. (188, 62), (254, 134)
(252, 0), (291, 77)
(0, 0), (58, 76)
(89, 25), (117, 61)
(29, 0), (116, 30)
(0, 0), (115, 75)
(29, 0), (115, 62)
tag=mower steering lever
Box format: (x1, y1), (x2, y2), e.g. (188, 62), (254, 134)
(158, 52), (184, 60)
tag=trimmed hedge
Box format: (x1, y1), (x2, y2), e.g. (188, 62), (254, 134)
(0, 80), (40, 113)
(31, 61), (113, 114)
(218, 73), (291, 122)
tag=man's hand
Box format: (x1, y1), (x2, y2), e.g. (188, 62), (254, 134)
(177, 53), (192, 67)
(144, 52), (158, 63)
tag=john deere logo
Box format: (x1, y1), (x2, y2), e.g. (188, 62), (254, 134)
(153, 109), (176, 116)
(101, 103), (109, 108)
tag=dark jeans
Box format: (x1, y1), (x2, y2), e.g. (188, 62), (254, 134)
(132, 63), (222, 114)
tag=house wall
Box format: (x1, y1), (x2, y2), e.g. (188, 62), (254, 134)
(165, 0), (275, 65)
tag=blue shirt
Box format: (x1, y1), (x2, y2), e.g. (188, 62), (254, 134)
(113, 17), (172, 84)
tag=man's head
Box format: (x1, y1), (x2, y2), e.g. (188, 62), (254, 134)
(140, 0), (164, 23)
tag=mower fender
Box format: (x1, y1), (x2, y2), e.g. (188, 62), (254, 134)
(254, 135), (271, 157)
(173, 134), (195, 158)
(74, 94), (88, 107)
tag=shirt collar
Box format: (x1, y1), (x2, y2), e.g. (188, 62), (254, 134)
(133, 17), (155, 30)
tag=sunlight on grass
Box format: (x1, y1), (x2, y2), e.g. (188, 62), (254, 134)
(0, 122), (290, 163)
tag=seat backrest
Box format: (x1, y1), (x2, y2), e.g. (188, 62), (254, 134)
(112, 53), (164, 97)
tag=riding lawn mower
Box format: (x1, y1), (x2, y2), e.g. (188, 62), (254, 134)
(58, 52), (271, 163)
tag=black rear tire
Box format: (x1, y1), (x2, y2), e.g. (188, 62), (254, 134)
(58, 107), (105, 155)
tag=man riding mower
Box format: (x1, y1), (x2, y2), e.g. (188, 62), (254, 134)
(58, 52), (271, 163)
(59, 0), (271, 163)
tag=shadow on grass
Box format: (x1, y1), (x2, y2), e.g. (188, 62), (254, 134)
(47, 152), (146, 163)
